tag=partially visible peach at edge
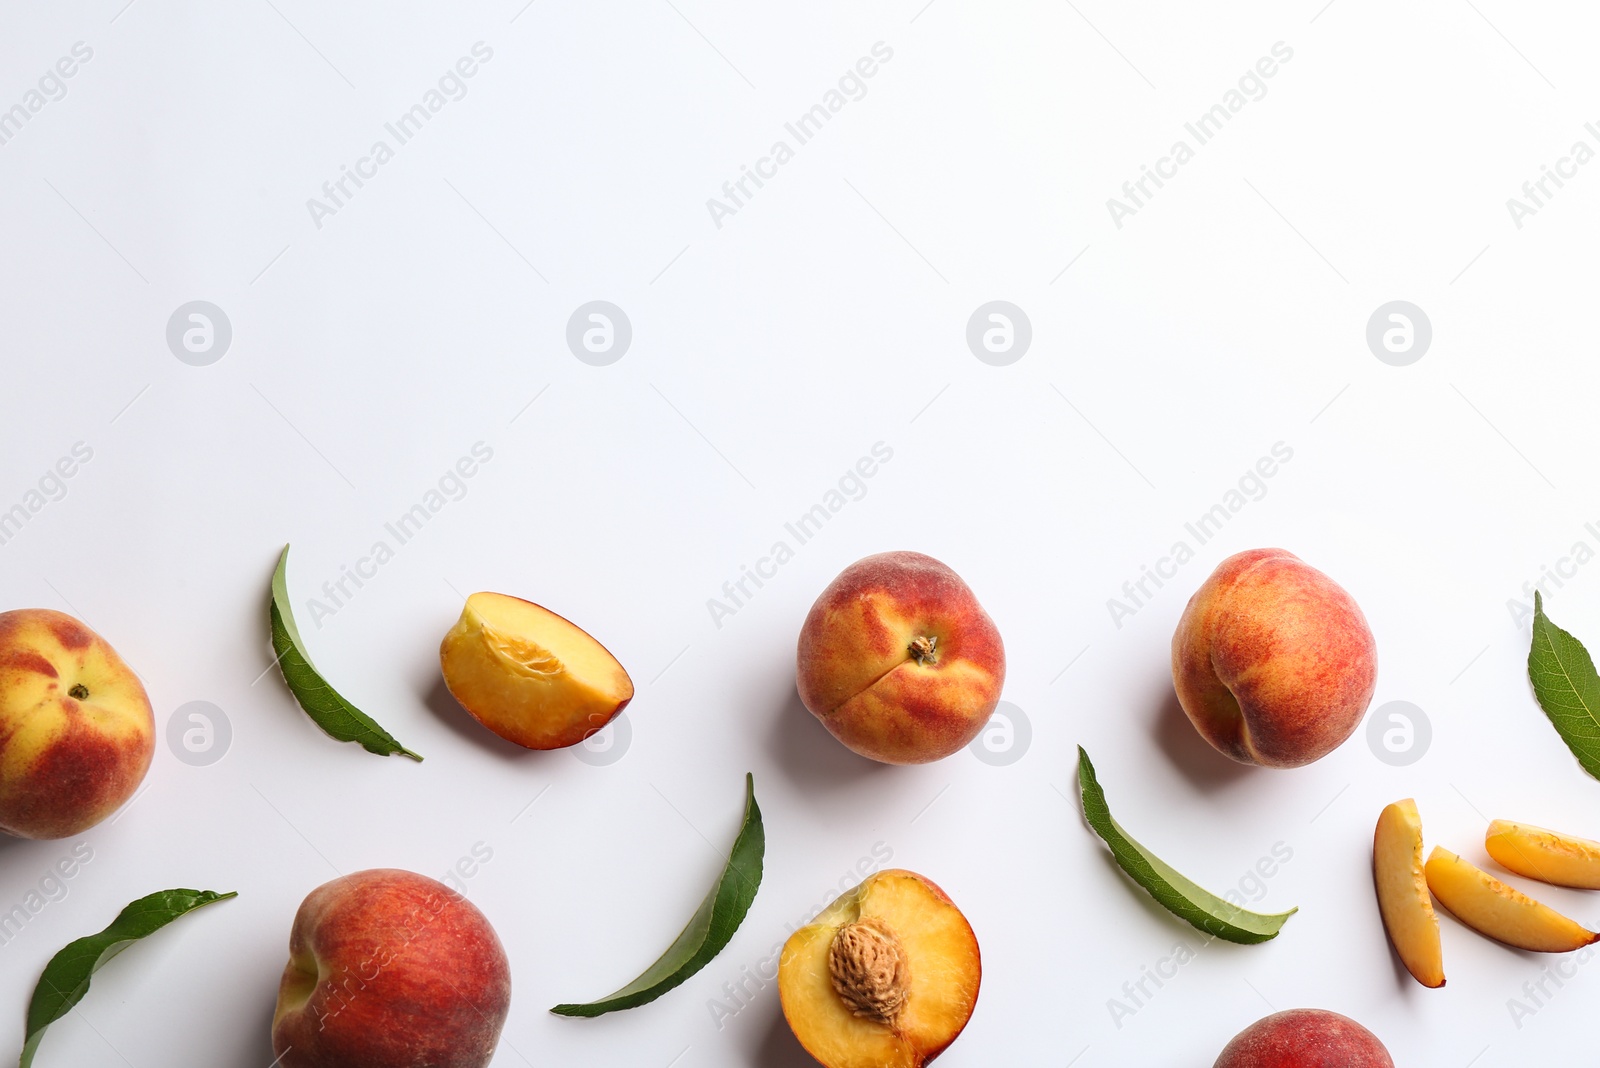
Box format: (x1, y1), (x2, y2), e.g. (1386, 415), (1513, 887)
(1213, 1008), (1393, 1068)
(0, 609), (154, 840)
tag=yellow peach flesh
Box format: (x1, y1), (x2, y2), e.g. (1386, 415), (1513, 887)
(779, 870), (980, 1068)
(1486, 820), (1600, 890)
(1425, 847), (1598, 953)
(1372, 800), (1444, 987)
(439, 592), (632, 750)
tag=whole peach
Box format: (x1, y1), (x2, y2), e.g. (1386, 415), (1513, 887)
(1172, 549), (1376, 768)
(0, 609), (155, 839)
(797, 552), (1005, 765)
(272, 869), (511, 1068)
(1214, 1008), (1393, 1068)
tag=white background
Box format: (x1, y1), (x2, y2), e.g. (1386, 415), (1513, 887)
(1, 0), (1598, 1064)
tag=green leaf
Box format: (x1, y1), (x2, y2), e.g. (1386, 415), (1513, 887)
(1077, 747), (1295, 945)
(551, 773), (765, 1017)
(269, 545), (422, 761)
(20, 888), (236, 1068)
(1528, 591), (1600, 781)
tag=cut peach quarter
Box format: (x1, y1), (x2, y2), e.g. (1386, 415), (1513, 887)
(1373, 800), (1444, 987)
(1486, 820), (1600, 890)
(1424, 847), (1599, 953)
(439, 592), (633, 750)
(779, 870), (980, 1068)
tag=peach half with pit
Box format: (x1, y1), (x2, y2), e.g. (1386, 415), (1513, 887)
(779, 869), (980, 1068)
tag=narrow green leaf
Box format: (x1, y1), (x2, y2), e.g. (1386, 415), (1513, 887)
(551, 773), (765, 1016)
(1528, 591), (1600, 781)
(270, 545), (422, 761)
(21, 888), (236, 1068)
(1077, 747), (1296, 945)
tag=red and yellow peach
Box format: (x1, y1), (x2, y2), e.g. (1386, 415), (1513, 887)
(797, 552), (1005, 765)
(272, 868), (511, 1068)
(1172, 549), (1376, 768)
(0, 609), (154, 839)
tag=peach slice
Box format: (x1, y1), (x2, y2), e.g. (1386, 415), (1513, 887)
(439, 592), (632, 750)
(779, 870), (980, 1068)
(1486, 820), (1600, 890)
(1424, 847), (1599, 952)
(1373, 800), (1444, 987)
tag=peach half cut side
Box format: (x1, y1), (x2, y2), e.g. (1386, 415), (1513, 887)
(439, 592), (632, 750)
(779, 869), (980, 1068)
